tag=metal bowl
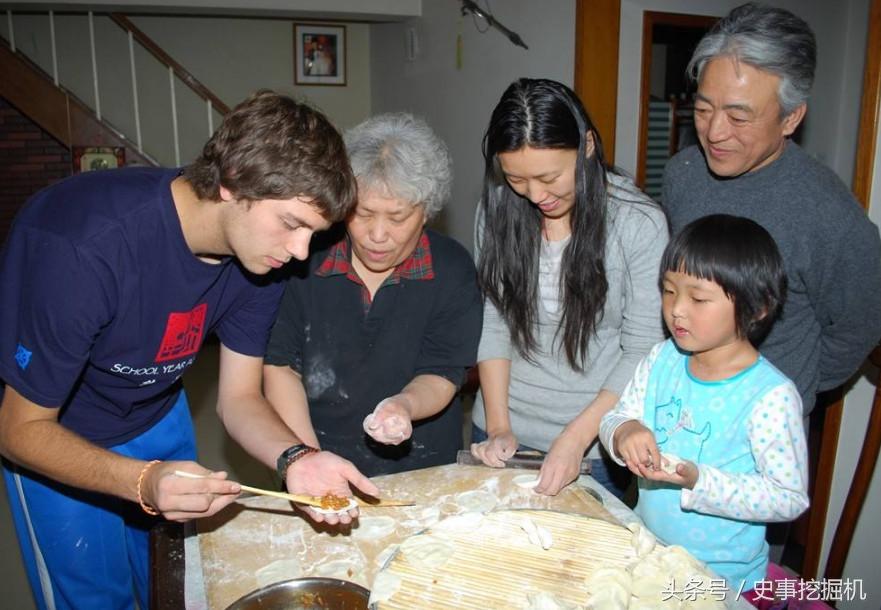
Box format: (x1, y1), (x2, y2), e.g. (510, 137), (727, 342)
(224, 577), (370, 610)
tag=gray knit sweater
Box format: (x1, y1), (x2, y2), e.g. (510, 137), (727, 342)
(473, 174), (669, 455)
(663, 142), (881, 413)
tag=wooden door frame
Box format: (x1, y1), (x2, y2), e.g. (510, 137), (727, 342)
(635, 11), (718, 188)
(853, 0), (881, 210)
(802, 0), (881, 580)
(574, 0), (621, 164)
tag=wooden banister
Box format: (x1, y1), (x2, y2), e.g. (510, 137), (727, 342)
(108, 13), (229, 115)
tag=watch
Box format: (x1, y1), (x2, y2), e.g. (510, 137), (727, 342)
(275, 443), (319, 483)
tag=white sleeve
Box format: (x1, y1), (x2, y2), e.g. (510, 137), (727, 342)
(680, 382), (809, 522)
(599, 341), (665, 465)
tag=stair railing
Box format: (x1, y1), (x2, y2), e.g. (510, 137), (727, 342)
(3, 9), (229, 166)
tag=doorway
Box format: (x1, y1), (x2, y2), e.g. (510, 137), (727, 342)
(635, 12), (717, 200)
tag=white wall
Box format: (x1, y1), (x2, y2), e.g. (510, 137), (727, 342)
(7, 0), (421, 20)
(616, 0), (869, 186)
(2, 12), (371, 166)
(130, 15), (373, 162)
(369, 0), (576, 250)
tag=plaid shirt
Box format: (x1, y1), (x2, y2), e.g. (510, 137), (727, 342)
(316, 232), (435, 313)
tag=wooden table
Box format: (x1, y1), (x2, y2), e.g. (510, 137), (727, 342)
(150, 464), (624, 609)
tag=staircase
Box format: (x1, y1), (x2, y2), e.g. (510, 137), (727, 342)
(1, 9), (228, 170)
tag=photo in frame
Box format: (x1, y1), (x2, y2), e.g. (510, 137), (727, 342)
(72, 146), (125, 173)
(294, 23), (346, 86)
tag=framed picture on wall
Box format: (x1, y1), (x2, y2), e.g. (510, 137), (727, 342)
(294, 23), (346, 86)
(71, 146), (125, 173)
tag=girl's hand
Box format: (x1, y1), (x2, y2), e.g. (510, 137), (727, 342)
(613, 420), (662, 477)
(536, 432), (586, 495)
(637, 459), (699, 490)
(470, 431), (518, 467)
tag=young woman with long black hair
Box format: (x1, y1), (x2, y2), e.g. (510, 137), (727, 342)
(470, 78), (668, 497)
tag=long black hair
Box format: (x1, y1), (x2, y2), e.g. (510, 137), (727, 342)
(478, 78), (610, 370)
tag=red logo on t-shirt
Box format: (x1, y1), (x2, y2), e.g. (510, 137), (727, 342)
(155, 303), (207, 362)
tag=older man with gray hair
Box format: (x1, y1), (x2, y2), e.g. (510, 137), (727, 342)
(263, 113), (482, 478)
(663, 2), (881, 416)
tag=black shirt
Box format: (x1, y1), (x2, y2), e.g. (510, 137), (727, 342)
(265, 227), (482, 476)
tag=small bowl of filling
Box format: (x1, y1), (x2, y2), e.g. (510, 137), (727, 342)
(225, 577), (369, 610)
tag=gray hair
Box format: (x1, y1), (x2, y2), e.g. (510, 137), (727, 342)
(344, 113), (452, 220)
(687, 2), (816, 116)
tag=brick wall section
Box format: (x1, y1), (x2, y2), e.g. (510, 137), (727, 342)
(0, 96), (71, 246)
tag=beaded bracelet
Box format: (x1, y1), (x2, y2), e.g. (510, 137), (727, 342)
(137, 459), (162, 516)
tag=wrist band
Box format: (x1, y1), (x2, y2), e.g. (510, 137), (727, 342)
(137, 459), (162, 516)
(276, 444), (320, 484)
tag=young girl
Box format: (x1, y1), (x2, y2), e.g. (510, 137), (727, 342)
(599, 214), (809, 601)
(471, 78), (668, 497)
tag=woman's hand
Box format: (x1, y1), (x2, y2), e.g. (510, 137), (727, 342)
(362, 395), (414, 445)
(536, 431), (587, 495)
(614, 420), (662, 477)
(470, 430), (518, 467)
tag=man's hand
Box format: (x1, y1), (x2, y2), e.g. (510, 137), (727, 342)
(362, 395), (414, 445)
(535, 431), (587, 496)
(285, 451), (380, 525)
(142, 461), (241, 522)
(613, 420), (662, 477)
(470, 430), (518, 468)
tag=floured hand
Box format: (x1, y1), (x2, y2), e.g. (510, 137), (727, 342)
(470, 430), (517, 467)
(363, 395), (413, 445)
(535, 432), (584, 495)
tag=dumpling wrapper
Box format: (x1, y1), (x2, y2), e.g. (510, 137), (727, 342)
(375, 543), (399, 568)
(368, 571), (402, 605)
(627, 522), (657, 557)
(630, 555), (673, 601)
(586, 580), (629, 610)
(524, 591), (583, 610)
(351, 515), (396, 540)
(585, 566), (631, 593)
(255, 558), (300, 588)
(520, 516), (554, 550)
(512, 474), (541, 489)
(454, 489), (498, 513)
(399, 534), (456, 569)
(311, 497), (358, 515)
(432, 512), (485, 535)
(660, 452), (685, 475)
(311, 558), (367, 587)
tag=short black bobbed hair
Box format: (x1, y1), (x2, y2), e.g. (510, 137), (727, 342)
(660, 214), (787, 345)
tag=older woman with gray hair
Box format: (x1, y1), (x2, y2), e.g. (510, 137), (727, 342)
(263, 113), (482, 476)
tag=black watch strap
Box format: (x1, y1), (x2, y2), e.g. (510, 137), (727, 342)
(276, 443), (319, 482)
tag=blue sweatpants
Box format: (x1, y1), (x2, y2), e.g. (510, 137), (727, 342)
(3, 392), (197, 610)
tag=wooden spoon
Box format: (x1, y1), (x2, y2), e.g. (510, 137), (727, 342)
(173, 470), (335, 509)
(172, 470), (414, 508)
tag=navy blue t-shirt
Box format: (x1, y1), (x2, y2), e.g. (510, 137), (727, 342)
(0, 168), (284, 447)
